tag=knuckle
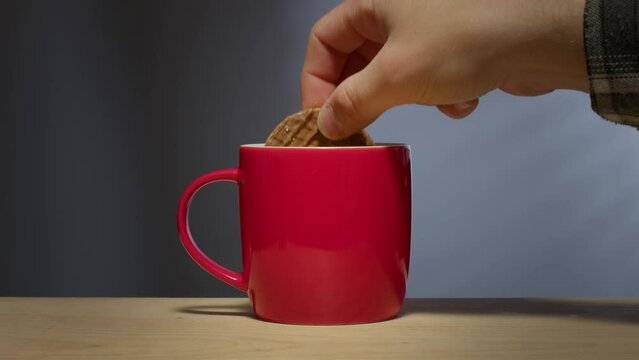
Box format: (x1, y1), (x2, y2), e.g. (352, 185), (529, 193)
(310, 21), (321, 36)
(374, 54), (400, 83)
(372, 52), (417, 103)
(375, 50), (413, 88)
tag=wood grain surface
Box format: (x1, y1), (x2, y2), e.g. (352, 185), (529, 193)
(1, 297), (639, 359)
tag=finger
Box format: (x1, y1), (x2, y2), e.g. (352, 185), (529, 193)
(339, 41), (383, 82)
(499, 83), (554, 97)
(356, 39), (384, 62)
(339, 52), (369, 84)
(300, 0), (387, 109)
(318, 50), (409, 140)
(437, 99), (479, 119)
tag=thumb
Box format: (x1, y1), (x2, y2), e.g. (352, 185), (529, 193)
(318, 55), (407, 140)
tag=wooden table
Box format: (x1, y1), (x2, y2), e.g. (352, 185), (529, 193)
(1, 297), (639, 359)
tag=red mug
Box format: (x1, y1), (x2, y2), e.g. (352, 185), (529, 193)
(177, 144), (412, 324)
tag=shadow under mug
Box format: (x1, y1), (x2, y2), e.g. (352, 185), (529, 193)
(177, 144), (412, 325)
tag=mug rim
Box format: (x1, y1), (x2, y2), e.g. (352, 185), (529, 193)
(241, 143), (409, 149)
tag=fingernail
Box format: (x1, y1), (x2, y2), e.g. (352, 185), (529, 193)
(452, 102), (473, 111)
(318, 105), (343, 139)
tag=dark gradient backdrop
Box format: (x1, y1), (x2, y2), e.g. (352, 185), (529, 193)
(2, 1), (638, 297)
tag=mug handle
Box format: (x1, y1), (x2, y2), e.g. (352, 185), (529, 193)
(176, 168), (248, 292)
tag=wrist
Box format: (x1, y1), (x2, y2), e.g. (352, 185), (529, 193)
(497, 0), (589, 93)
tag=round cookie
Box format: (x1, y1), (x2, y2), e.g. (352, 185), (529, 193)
(265, 108), (374, 147)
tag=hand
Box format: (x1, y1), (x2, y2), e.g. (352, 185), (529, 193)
(300, 0), (588, 139)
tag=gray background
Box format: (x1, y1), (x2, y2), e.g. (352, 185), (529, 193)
(1, 0), (638, 298)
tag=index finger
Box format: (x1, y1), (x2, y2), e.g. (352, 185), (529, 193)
(300, 0), (387, 109)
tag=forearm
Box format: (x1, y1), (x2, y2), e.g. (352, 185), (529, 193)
(584, 0), (639, 129)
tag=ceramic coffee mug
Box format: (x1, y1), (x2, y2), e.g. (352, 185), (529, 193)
(177, 144), (412, 324)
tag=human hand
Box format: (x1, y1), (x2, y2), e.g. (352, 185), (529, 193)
(300, 0), (588, 139)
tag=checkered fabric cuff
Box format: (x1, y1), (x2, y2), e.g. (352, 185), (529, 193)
(584, 0), (639, 129)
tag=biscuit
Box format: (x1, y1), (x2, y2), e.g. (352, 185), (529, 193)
(265, 108), (374, 147)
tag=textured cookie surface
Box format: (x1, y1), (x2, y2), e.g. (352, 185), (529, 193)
(265, 108), (374, 147)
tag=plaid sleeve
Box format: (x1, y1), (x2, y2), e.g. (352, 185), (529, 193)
(584, 0), (639, 130)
